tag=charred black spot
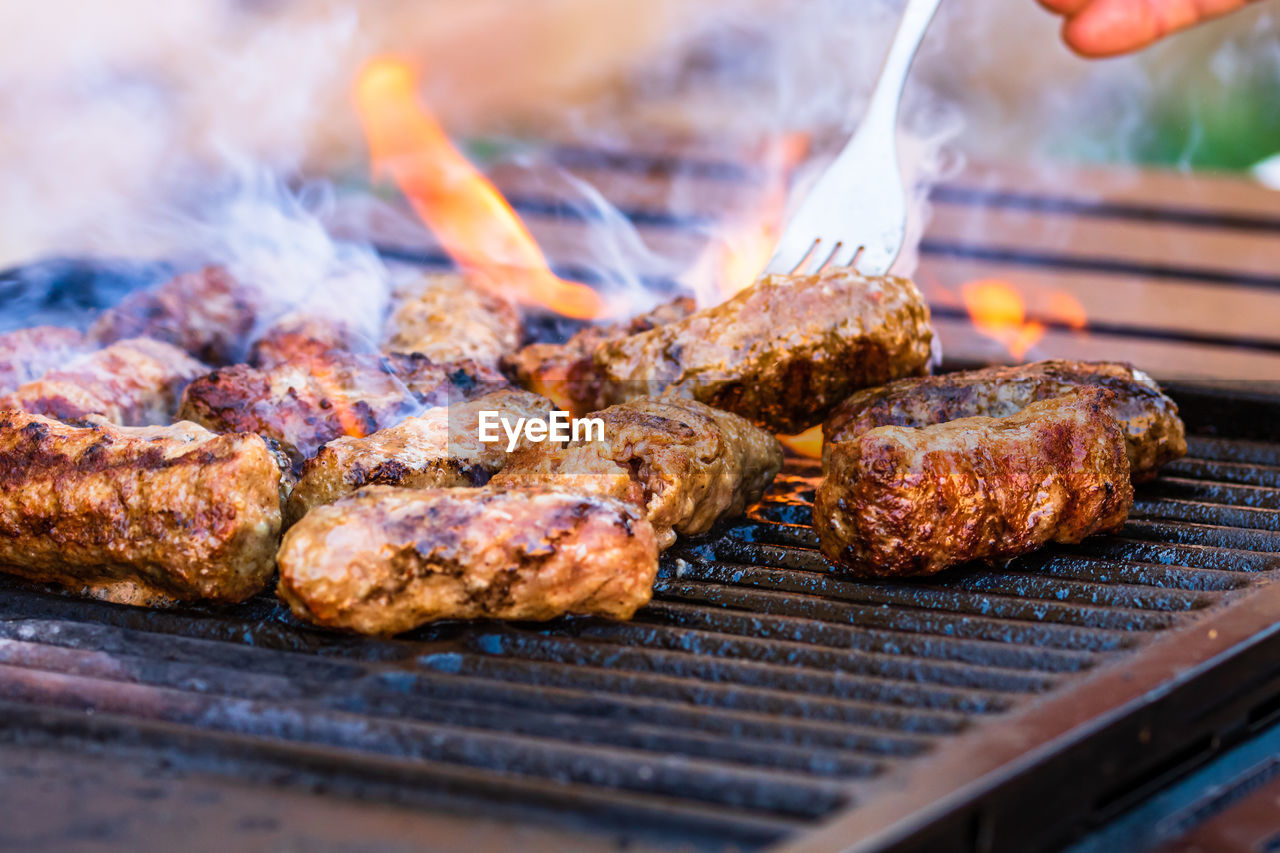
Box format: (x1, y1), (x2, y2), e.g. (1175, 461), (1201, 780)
(19, 421), (48, 443)
(367, 459), (411, 485)
(449, 368), (477, 394)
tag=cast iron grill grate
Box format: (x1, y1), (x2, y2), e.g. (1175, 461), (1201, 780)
(0, 388), (1276, 851)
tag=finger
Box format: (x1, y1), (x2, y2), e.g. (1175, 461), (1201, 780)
(1063, 0), (1199, 57)
(1061, 0), (1261, 57)
(1038, 0), (1092, 14)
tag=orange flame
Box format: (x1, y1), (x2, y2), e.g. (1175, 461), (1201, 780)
(355, 58), (605, 320)
(311, 357), (369, 439)
(779, 425), (823, 459)
(961, 280), (1045, 361)
(688, 133), (809, 302)
(960, 279), (1087, 361)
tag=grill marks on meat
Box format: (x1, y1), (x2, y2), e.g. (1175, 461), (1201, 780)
(89, 266), (258, 365)
(491, 397), (783, 550)
(0, 337), (208, 426)
(593, 271), (934, 433)
(277, 486), (658, 635)
(285, 388), (555, 525)
(383, 273), (522, 368)
(0, 326), (90, 394)
(502, 296), (696, 415)
(177, 352), (508, 464)
(823, 360), (1187, 481)
(0, 411), (282, 604)
(815, 390), (1133, 578)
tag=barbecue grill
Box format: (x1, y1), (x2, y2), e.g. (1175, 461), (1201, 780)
(2, 113), (1279, 851)
(0, 372), (1275, 852)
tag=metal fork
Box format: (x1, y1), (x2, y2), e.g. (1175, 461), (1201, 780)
(764, 0), (943, 277)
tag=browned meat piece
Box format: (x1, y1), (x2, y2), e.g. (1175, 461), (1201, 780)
(491, 397), (783, 550)
(88, 266), (259, 364)
(822, 360), (1186, 481)
(594, 271), (934, 433)
(277, 486), (658, 635)
(0, 326), (90, 394)
(0, 337), (208, 426)
(814, 390), (1133, 578)
(285, 388), (555, 525)
(382, 272), (522, 367)
(502, 296), (696, 415)
(0, 410), (282, 604)
(177, 351), (507, 464)
(248, 312), (362, 368)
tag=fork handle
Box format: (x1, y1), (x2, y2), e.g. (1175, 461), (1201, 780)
(860, 0), (943, 135)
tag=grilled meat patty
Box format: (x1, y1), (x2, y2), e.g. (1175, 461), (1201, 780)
(248, 312), (362, 368)
(0, 326), (90, 394)
(89, 266), (258, 365)
(177, 352), (507, 464)
(823, 360), (1186, 481)
(0, 337), (208, 426)
(383, 272), (522, 368)
(593, 271), (934, 433)
(277, 486), (658, 635)
(502, 296), (696, 415)
(815, 390), (1133, 578)
(0, 410), (282, 604)
(490, 397), (783, 550)
(285, 388), (555, 525)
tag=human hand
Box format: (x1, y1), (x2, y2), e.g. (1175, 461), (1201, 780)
(1039, 0), (1261, 56)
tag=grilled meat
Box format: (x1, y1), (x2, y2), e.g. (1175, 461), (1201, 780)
(815, 389), (1133, 578)
(277, 486), (658, 635)
(177, 352), (507, 464)
(0, 337), (208, 426)
(491, 397), (783, 550)
(249, 312), (361, 368)
(89, 266), (258, 364)
(0, 410), (282, 604)
(822, 360), (1186, 481)
(502, 296), (697, 415)
(383, 272), (521, 368)
(594, 271), (934, 433)
(0, 326), (90, 394)
(285, 388), (555, 525)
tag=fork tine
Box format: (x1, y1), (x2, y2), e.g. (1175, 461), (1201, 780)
(813, 241), (845, 274)
(764, 238), (819, 277)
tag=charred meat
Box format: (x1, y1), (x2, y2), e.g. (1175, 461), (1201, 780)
(178, 351), (507, 465)
(285, 388), (555, 525)
(248, 311), (363, 368)
(593, 271), (934, 433)
(502, 296), (696, 415)
(277, 486), (658, 635)
(0, 410), (282, 604)
(383, 272), (522, 368)
(0, 337), (208, 426)
(823, 360), (1186, 481)
(491, 397), (783, 550)
(89, 266), (258, 364)
(0, 326), (90, 394)
(815, 390), (1133, 578)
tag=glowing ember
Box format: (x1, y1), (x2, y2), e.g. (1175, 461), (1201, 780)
(778, 425), (823, 459)
(354, 58), (605, 320)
